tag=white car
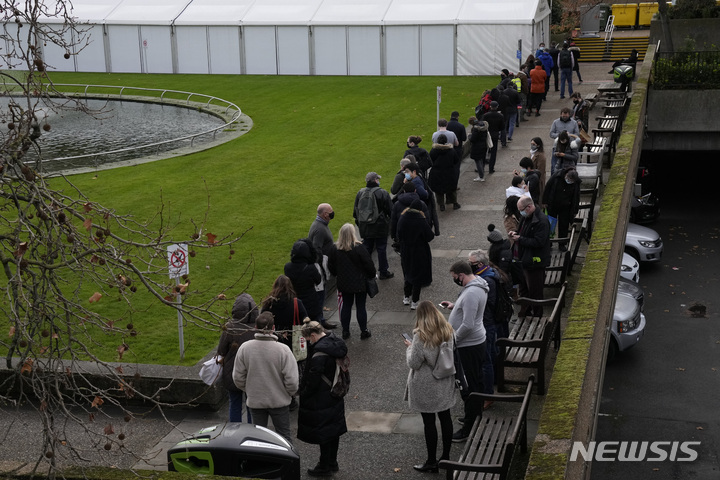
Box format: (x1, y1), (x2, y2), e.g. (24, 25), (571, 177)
(620, 252), (639, 283)
(609, 289), (646, 361)
(625, 223), (663, 262)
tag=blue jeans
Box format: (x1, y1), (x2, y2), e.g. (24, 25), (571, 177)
(560, 67), (574, 97)
(249, 405), (293, 444)
(228, 390), (252, 423)
(362, 237), (389, 274)
(482, 324), (497, 395)
(340, 291), (368, 333)
(505, 111), (517, 140)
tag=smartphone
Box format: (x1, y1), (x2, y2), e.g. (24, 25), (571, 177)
(402, 333), (413, 342)
(438, 302), (448, 309)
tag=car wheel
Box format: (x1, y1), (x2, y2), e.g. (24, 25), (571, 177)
(624, 247), (640, 263)
(607, 338), (619, 362)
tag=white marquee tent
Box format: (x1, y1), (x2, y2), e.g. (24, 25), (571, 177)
(36, 0), (550, 76)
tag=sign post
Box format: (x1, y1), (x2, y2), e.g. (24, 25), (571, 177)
(436, 86), (442, 126)
(517, 40), (523, 72)
(167, 244), (189, 360)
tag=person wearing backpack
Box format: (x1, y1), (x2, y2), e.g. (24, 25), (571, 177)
(353, 172), (394, 280)
(558, 42), (574, 99)
(403, 301), (456, 473)
(298, 320), (349, 477)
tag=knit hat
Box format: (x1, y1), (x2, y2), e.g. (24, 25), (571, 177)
(232, 293), (258, 324)
(487, 224), (504, 244)
(490, 101), (499, 110)
(501, 69), (510, 76)
(410, 199), (425, 211)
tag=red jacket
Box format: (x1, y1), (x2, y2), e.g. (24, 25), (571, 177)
(529, 66), (547, 94)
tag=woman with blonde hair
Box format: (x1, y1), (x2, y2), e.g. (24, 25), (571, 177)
(403, 301), (456, 473)
(297, 320), (348, 476)
(327, 223), (376, 340)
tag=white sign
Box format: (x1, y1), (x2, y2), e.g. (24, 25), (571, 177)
(437, 86), (442, 103)
(167, 244), (189, 278)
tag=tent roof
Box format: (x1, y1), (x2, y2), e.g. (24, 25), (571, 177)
(40, 0), (124, 24)
(458, 0), (548, 24)
(382, 0), (463, 25)
(174, 0), (254, 25)
(103, 0), (192, 25)
(311, 0), (392, 26)
(241, 0), (323, 25)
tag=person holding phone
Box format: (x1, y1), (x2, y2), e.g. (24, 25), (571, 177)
(403, 301), (456, 473)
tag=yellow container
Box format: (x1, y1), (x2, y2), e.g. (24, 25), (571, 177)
(638, 2), (659, 26)
(611, 3), (638, 28)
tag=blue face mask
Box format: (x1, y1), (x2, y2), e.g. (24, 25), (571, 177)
(404, 172), (412, 181)
(565, 179), (573, 184)
(521, 168), (528, 174)
(519, 209), (528, 217)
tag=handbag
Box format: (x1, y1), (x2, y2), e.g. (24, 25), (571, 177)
(199, 355), (222, 385)
(291, 298), (307, 362)
(366, 277), (379, 298)
(432, 340), (456, 379)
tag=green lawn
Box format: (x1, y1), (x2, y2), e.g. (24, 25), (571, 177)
(36, 73), (496, 365)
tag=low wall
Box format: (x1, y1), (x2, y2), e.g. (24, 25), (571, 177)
(524, 46), (653, 479)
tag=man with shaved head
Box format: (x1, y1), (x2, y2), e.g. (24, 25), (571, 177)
(508, 196), (550, 317)
(308, 203), (338, 329)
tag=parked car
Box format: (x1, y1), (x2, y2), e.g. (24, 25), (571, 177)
(625, 223), (663, 263)
(617, 277), (644, 311)
(630, 193), (660, 224)
(609, 289), (646, 361)
(620, 252), (639, 283)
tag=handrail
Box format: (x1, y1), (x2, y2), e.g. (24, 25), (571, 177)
(38, 84), (242, 164)
(604, 15), (615, 42)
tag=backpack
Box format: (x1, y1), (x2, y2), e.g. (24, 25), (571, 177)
(432, 340), (456, 380)
(475, 94), (492, 118)
(494, 272), (514, 324)
(316, 352), (350, 398)
(559, 49), (572, 68)
(356, 187), (380, 224)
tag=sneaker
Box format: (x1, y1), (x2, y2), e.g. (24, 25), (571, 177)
(452, 429), (469, 443)
(403, 296), (411, 305)
(453, 203), (461, 210)
(410, 302), (419, 310)
(439, 204), (446, 211)
(321, 321), (338, 330)
(560, 96), (565, 99)
(378, 271), (394, 280)
(473, 177), (483, 182)
(457, 417), (465, 425)
(507, 137), (513, 142)
(342, 330), (350, 340)
(360, 330), (372, 340)
(535, 112), (541, 117)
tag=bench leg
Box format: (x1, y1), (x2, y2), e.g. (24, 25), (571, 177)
(497, 346), (506, 393)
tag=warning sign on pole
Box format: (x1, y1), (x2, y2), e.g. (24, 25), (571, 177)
(167, 244), (189, 278)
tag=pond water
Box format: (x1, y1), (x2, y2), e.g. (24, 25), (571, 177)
(1, 98), (228, 173)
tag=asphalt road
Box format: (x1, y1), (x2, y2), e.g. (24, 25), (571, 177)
(591, 156), (720, 479)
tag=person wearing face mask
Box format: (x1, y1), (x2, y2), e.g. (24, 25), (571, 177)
(297, 320), (348, 477)
(391, 158), (413, 197)
(513, 157), (541, 204)
(308, 203), (339, 330)
(391, 181), (430, 243)
(570, 92), (589, 132)
(508, 196), (551, 317)
(553, 131), (581, 174)
(438, 261), (488, 443)
(354, 172), (394, 280)
(404, 136), (432, 175)
(549, 108), (579, 175)
(529, 137), (547, 198)
(542, 167), (581, 251)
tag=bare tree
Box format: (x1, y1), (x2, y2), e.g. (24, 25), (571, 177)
(0, 2), (247, 478)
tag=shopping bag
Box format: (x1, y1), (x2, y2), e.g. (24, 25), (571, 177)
(291, 298), (307, 361)
(199, 355), (222, 385)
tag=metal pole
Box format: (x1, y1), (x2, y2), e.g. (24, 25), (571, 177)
(436, 86), (441, 127)
(176, 276), (185, 360)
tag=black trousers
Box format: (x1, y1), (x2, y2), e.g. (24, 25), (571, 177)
(319, 436), (340, 468)
(457, 341), (486, 432)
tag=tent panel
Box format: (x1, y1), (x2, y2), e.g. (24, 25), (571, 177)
(174, 0), (252, 25)
(208, 26), (241, 74)
(242, 0), (323, 25)
(457, 24), (524, 75)
(243, 26), (278, 74)
(140, 25), (173, 73)
(311, 0), (391, 25)
(107, 25), (141, 72)
(383, 0), (463, 25)
(457, 0), (539, 23)
(176, 26), (209, 74)
(277, 26), (310, 75)
(420, 25), (454, 75)
(347, 26), (381, 75)
(385, 26), (419, 75)
(313, 26), (347, 75)
(75, 25), (108, 72)
(40, 26), (76, 72)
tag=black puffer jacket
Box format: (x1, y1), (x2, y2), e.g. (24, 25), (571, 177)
(284, 240), (321, 320)
(327, 243), (376, 294)
(297, 333), (348, 444)
(428, 143), (460, 194)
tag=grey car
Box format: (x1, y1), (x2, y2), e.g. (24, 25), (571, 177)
(609, 288), (646, 361)
(625, 222), (663, 262)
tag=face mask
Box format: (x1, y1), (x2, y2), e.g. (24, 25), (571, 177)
(470, 263), (480, 272)
(565, 179), (573, 184)
(453, 275), (464, 287)
(404, 172), (412, 181)
(521, 168), (528, 174)
(407, 142), (412, 148)
(328, 212), (335, 220)
(519, 209), (528, 217)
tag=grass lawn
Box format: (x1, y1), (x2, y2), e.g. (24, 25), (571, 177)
(20, 73), (497, 365)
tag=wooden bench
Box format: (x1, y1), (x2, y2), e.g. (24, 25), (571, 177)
(576, 136), (606, 182)
(569, 220), (586, 273)
(439, 376), (534, 480)
(496, 285), (566, 395)
(584, 92), (598, 109)
(544, 225), (575, 288)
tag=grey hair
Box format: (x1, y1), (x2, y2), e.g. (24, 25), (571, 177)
(468, 249), (489, 265)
